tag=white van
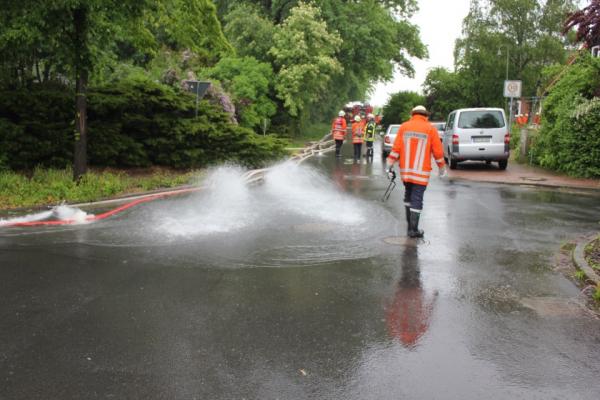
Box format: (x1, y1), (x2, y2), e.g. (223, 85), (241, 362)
(442, 108), (510, 170)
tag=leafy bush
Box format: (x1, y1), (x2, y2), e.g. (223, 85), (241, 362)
(0, 85), (74, 170)
(510, 125), (521, 151)
(0, 78), (287, 171)
(532, 55), (600, 177)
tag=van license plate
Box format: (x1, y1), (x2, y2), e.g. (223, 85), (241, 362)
(472, 136), (491, 143)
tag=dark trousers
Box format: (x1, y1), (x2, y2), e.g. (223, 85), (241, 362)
(365, 141), (374, 156)
(353, 143), (362, 161)
(403, 182), (426, 211)
(335, 139), (343, 157)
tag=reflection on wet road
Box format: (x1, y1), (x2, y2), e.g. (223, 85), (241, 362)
(385, 245), (436, 349)
(1, 140), (600, 399)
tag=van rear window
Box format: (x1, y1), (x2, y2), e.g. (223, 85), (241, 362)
(458, 111), (505, 129)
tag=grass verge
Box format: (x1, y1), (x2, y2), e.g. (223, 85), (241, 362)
(287, 122), (330, 148)
(584, 235), (600, 271)
(0, 167), (200, 209)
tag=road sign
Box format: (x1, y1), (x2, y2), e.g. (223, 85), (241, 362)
(183, 80), (211, 117)
(183, 80), (211, 98)
(504, 80), (522, 98)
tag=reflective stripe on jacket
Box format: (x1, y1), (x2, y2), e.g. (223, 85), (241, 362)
(331, 117), (347, 141)
(364, 121), (376, 142)
(352, 121), (365, 144)
(386, 114), (445, 186)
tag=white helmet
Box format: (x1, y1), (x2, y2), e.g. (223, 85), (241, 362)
(367, 113), (375, 120)
(354, 115), (361, 122)
(411, 105), (429, 116)
(338, 111), (345, 117)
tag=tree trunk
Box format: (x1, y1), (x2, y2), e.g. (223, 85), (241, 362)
(34, 56), (42, 83)
(73, 7), (89, 181)
(74, 69), (88, 181)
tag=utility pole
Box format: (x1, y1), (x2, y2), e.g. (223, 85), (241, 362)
(499, 46), (510, 117)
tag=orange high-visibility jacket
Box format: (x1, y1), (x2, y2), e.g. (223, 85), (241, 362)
(387, 114), (445, 186)
(331, 117), (347, 140)
(351, 120), (366, 144)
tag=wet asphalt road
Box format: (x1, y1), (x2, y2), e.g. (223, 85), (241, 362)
(2, 141), (600, 399)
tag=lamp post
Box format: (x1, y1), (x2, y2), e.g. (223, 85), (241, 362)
(498, 45), (509, 81)
(498, 45), (511, 122)
(504, 47), (509, 81)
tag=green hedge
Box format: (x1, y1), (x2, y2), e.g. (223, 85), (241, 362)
(0, 79), (287, 170)
(533, 55), (600, 178)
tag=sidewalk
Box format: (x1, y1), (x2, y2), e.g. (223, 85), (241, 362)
(448, 161), (600, 191)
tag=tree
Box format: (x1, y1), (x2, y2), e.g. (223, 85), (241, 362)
(149, 0), (232, 64)
(422, 68), (471, 121)
(453, 0), (576, 108)
(269, 2), (342, 122)
(0, 0), (153, 180)
(219, 0), (426, 129)
(223, 4), (276, 61)
(381, 91), (425, 127)
(564, 0), (600, 48)
(316, 0), (426, 117)
(0, 0), (233, 179)
(205, 56), (277, 129)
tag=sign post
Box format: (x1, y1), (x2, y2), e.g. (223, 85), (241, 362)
(503, 80), (522, 130)
(183, 80), (211, 117)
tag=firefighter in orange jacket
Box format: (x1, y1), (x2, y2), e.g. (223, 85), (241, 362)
(351, 115), (365, 162)
(331, 111), (348, 158)
(386, 106), (447, 238)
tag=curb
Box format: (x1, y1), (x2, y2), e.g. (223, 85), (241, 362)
(572, 234), (600, 285)
(447, 176), (600, 194)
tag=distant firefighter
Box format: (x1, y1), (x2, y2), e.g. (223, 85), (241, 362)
(331, 111), (348, 158)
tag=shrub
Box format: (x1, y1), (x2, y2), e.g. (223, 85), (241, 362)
(0, 78), (287, 171)
(532, 55), (600, 177)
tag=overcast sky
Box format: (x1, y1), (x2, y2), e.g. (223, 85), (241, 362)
(368, 0), (471, 106)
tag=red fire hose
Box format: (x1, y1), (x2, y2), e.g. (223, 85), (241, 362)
(4, 187), (201, 228)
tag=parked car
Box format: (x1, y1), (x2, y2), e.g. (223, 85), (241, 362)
(431, 121), (445, 141)
(431, 122), (446, 137)
(442, 108), (510, 170)
(381, 124), (400, 157)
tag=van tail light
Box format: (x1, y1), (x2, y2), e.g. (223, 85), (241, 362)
(384, 136), (391, 144)
(452, 134), (459, 145)
(504, 133), (510, 144)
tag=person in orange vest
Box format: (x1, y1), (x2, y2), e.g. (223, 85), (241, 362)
(351, 115), (365, 163)
(386, 105), (447, 238)
(331, 111), (348, 158)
